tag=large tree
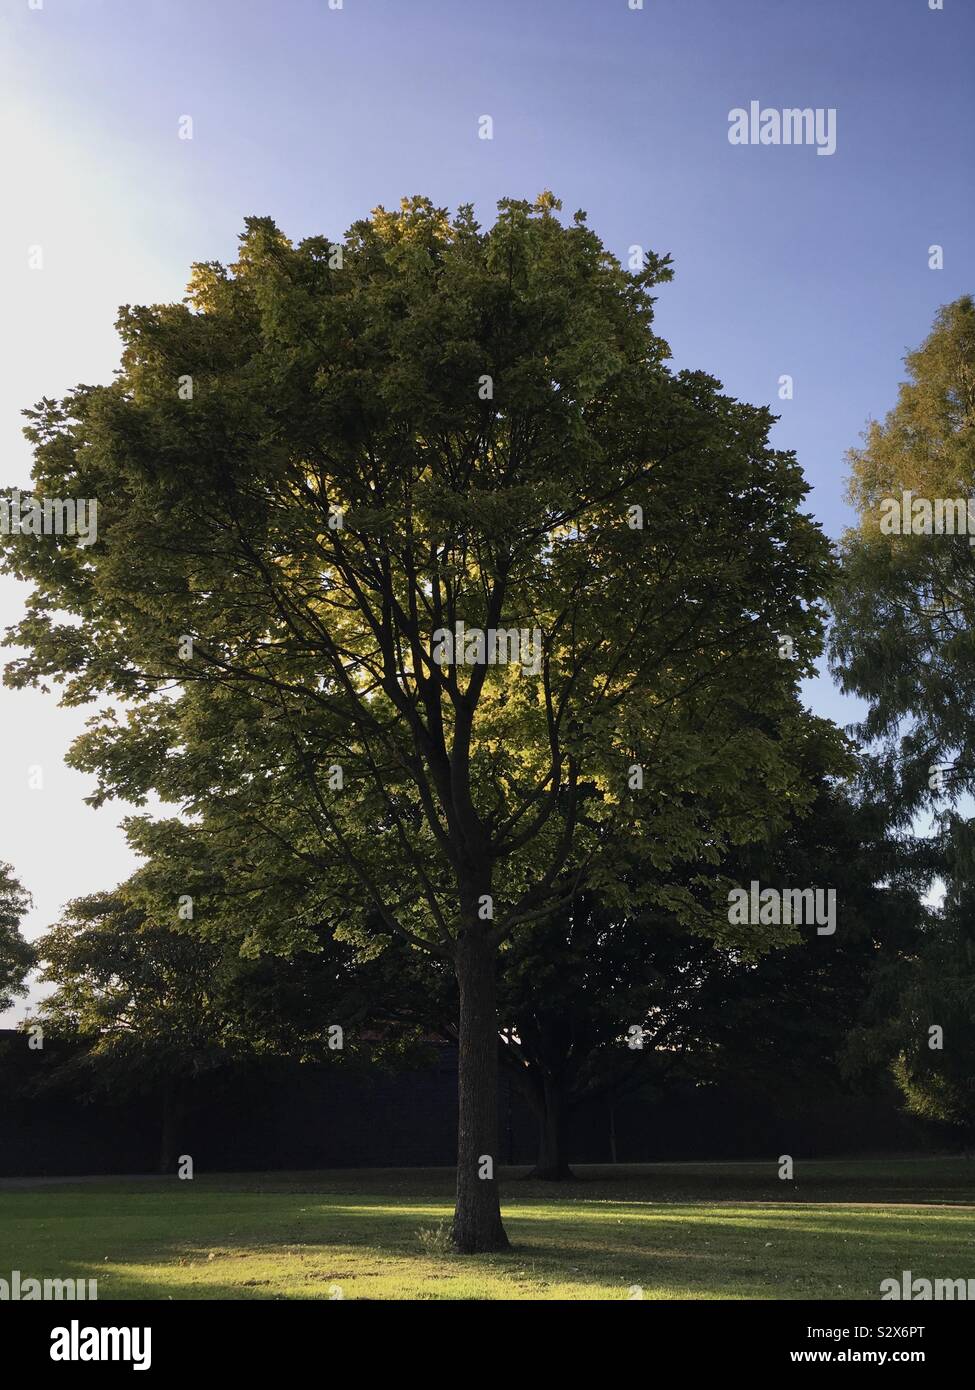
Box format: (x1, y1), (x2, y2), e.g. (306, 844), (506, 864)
(3, 194), (838, 1249)
(0, 862), (34, 1013)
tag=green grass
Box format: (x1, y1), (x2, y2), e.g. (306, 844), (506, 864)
(2, 1158), (973, 1300)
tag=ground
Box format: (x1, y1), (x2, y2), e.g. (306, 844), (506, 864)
(2, 1158), (973, 1300)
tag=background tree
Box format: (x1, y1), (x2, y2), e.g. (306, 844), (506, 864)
(4, 194), (841, 1249)
(831, 296), (975, 828)
(830, 295), (975, 1147)
(844, 883), (975, 1145)
(33, 861), (444, 1172)
(36, 889), (235, 1172)
(500, 774), (921, 1179)
(499, 893), (701, 1179)
(0, 862), (34, 1013)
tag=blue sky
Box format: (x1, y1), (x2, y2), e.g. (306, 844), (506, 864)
(1, 0), (972, 1011)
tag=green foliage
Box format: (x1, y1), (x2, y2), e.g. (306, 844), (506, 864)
(847, 895), (975, 1139)
(2, 193), (841, 956)
(32, 849), (445, 1100)
(832, 296), (975, 1136)
(35, 890), (232, 1095)
(831, 296), (975, 834)
(501, 778), (924, 1133)
(0, 861), (34, 1012)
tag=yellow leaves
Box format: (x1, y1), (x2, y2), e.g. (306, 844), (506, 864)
(846, 297), (975, 539)
(533, 192), (563, 215)
(183, 262), (228, 314)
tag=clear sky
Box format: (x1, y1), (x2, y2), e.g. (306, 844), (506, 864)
(1, 0), (972, 1018)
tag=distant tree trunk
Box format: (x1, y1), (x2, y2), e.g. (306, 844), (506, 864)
(451, 925), (510, 1252)
(527, 1074), (576, 1180)
(159, 1079), (184, 1174)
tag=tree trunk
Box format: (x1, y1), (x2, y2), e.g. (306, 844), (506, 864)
(527, 1075), (575, 1180)
(452, 926), (510, 1252)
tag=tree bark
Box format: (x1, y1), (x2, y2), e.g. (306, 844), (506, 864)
(451, 926), (510, 1252)
(527, 1074), (576, 1180)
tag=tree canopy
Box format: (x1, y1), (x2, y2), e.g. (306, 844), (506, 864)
(831, 296), (975, 838)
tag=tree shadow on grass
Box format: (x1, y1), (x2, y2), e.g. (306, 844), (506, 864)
(44, 1198), (975, 1301)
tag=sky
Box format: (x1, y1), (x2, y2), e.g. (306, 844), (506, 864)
(1, 0), (972, 1019)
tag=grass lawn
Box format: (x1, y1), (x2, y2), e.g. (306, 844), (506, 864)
(2, 1158), (973, 1300)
